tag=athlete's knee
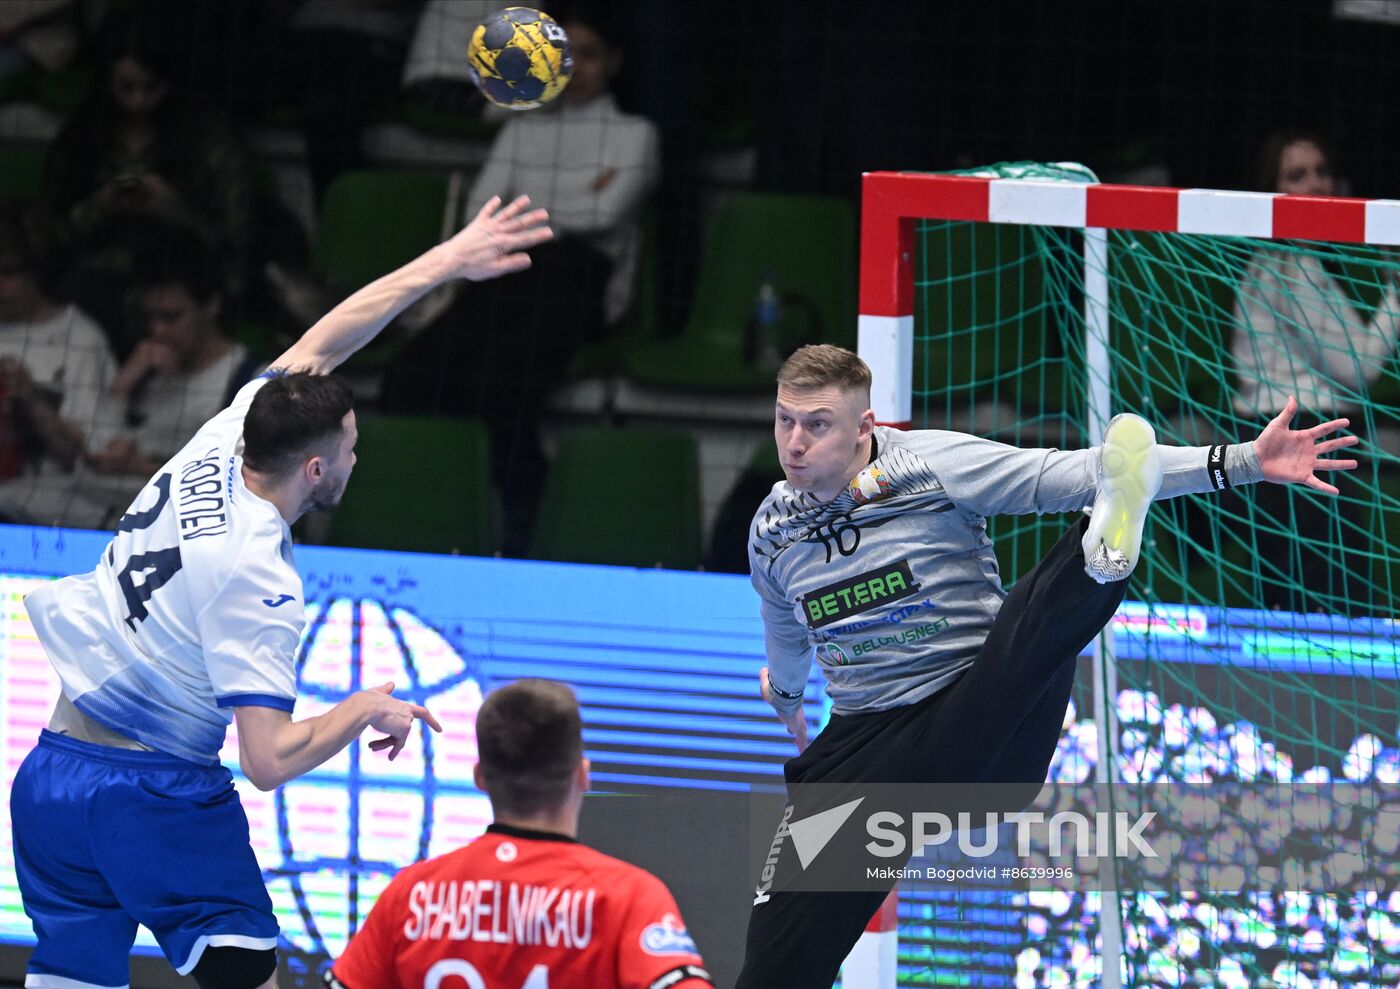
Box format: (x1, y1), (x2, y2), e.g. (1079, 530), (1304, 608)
(190, 945), (278, 989)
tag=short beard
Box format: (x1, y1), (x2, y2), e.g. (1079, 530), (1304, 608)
(298, 480), (345, 516)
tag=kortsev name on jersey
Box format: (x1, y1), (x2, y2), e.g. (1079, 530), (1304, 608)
(798, 559), (922, 629)
(176, 447), (229, 540)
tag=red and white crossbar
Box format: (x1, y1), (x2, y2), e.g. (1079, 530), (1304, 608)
(857, 170), (1400, 426)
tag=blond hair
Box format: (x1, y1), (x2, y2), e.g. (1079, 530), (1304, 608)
(777, 344), (872, 398)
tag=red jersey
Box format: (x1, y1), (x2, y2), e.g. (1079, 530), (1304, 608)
(330, 825), (711, 989)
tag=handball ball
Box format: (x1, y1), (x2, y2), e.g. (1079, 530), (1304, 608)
(468, 7), (572, 110)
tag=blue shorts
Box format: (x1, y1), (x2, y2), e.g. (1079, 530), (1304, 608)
(11, 730), (279, 988)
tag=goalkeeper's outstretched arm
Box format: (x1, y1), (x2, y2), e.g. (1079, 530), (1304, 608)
(928, 396), (1359, 519)
(268, 195), (552, 376)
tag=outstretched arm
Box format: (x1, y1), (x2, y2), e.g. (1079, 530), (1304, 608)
(929, 398), (1358, 517)
(269, 195), (552, 375)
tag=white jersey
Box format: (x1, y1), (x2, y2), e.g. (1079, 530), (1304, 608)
(25, 374), (305, 765)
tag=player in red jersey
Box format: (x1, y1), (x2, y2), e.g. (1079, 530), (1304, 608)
(328, 679), (712, 989)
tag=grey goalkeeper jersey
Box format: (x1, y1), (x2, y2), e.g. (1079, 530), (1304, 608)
(748, 426), (1262, 716)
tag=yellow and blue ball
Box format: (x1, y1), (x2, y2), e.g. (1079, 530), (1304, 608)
(468, 7), (572, 110)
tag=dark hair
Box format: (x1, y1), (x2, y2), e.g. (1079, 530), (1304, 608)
(476, 679), (584, 817)
(0, 199), (68, 298)
(96, 5), (185, 93)
(241, 373), (355, 479)
(131, 226), (223, 303)
(1255, 129), (1334, 193)
(556, 0), (622, 51)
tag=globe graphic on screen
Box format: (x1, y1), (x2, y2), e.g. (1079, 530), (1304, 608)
(223, 596), (492, 971)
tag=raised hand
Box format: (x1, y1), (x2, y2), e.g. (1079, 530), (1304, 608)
(760, 666), (809, 754)
(443, 194), (553, 282)
(1253, 396), (1360, 496)
(363, 681), (444, 760)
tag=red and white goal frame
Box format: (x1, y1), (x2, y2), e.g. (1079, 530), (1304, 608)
(849, 170), (1400, 989)
(857, 169), (1400, 432)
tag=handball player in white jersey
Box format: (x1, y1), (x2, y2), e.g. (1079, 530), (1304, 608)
(10, 195), (552, 989)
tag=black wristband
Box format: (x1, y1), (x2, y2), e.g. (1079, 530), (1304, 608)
(768, 681), (803, 701)
(1207, 445), (1230, 491)
(648, 965), (713, 989)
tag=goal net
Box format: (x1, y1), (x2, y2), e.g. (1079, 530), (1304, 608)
(854, 163), (1400, 987)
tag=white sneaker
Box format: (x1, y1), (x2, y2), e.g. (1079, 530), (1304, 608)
(1082, 413), (1163, 584)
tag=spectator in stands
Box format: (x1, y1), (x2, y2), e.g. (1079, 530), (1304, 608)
(41, 8), (253, 343)
(382, 3), (660, 554)
(0, 235), (260, 529)
(400, 0), (495, 120)
(1232, 130), (1400, 611)
(0, 200), (115, 480)
(329, 679), (712, 989)
(0, 1), (80, 88)
(289, 0), (420, 203)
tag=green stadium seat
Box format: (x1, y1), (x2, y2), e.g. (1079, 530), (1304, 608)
(747, 439), (782, 477)
(1109, 233), (1243, 417)
(400, 97), (503, 140)
(0, 65), (36, 106)
(327, 414), (494, 556)
(1368, 350), (1400, 411)
(313, 170), (452, 289)
(987, 513), (1069, 586)
(310, 170), (452, 371)
(225, 319), (275, 356)
(1128, 513), (1235, 609)
(621, 192), (855, 392)
(568, 204), (661, 378)
(0, 59), (89, 111)
(530, 426), (700, 569)
(917, 221), (1058, 413)
(33, 62), (91, 113)
(0, 146), (46, 201)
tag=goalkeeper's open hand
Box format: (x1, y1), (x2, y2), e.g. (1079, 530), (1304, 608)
(1253, 396), (1360, 496)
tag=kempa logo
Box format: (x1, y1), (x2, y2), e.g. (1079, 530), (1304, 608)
(1207, 444), (1230, 491)
(752, 798), (866, 906)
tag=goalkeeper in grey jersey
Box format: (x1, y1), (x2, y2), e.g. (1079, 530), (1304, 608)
(735, 344), (1359, 989)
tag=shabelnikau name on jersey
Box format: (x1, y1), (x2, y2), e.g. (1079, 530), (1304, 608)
(404, 879), (596, 948)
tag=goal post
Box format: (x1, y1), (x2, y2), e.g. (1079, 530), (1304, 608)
(858, 164), (1400, 612)
(860, 166), (1400, 426)
(852, 164), (1400, 988)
